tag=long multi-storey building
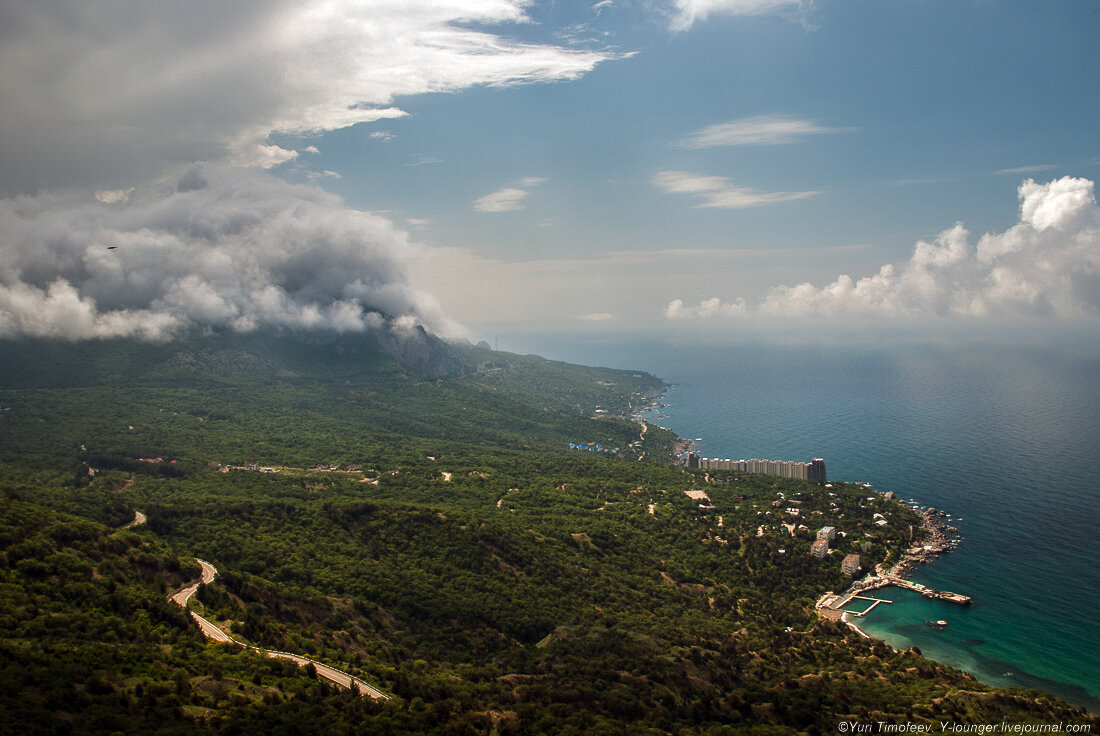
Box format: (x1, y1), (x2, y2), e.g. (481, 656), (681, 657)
(685, 453), (826, 484)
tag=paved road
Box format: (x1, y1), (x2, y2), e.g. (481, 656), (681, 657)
(191, 611), (235, 643)
(169, 559), (217, 607)
(167, 558), (388, 699)
(261, 651), (389, 699)
(122, 510), (147, 529)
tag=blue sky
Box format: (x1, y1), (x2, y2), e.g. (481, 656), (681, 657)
(1, 0), (1098, 343)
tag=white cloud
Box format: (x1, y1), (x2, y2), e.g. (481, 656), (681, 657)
(371, 131), (396, 142)
(653, 170), (818, 209)
(304, 169), (343, 181)
(0, 166), (462, 341)
(579, 312), (614, 321)
(474, 188), (531, 213)
(231, 143), (300, 170)
(95, 189), (134, 205)
(0, 1), (621, 193)
(1013, 176), (1095, 234)
(474, 177), (546, 213)
(996, 164), (1058, 176)
(665, 297), (747, 319)
(677, 115), (850, 148)
(303, 146), (321, 154)
(666, 177), (1100, 320)
(669, 0), (808, 31)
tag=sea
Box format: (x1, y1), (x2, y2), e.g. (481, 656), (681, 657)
(504, 330), (1100, 712)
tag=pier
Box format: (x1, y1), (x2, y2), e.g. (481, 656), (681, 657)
(817, 576), (971, 620)
(885, 577), (971, 604)
(844, 594), (893, 617)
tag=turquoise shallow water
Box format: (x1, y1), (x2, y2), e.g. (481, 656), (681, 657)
(511, 334), (1100, 712)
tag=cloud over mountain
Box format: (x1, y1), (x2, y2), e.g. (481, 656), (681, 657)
(667, 177), (1100, 320)
(0, 167), (458, 341)
(0, 2), (630, 341)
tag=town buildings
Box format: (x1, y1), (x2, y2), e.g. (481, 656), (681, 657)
(842, 554), (862, 576)
(811, 538), (829, 559)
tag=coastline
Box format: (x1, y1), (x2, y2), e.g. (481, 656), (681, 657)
(624, 343), (1098, 713)
(841, 612), (871, 639)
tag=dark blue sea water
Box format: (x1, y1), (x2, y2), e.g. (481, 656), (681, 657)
(506, 332), (1100, 711)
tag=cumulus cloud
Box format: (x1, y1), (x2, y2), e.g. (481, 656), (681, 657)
(669, 0), (808, 31)
(763, 177), (1100, 317)
(665, 177), (1100, 320)
(0, 1), (620, 193)
(653, 170), (818, 209)
(0, 166), (460, 341)
(677, 115), (851, 148)
(665, 297), (747, 319)
(474, 177), (547, 213)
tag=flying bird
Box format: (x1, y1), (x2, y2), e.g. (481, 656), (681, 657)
(107, 246), (118, 250)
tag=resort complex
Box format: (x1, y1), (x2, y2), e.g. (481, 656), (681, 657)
(684, 453), (827, 484)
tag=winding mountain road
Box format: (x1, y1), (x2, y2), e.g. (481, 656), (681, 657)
(169, 558), (217, 607)
(168, 558), (388, 699)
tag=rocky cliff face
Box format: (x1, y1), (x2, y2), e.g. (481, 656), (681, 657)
(376, 324), (469, 379)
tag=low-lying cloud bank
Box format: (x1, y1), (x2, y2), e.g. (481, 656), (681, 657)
(0, 166), (458, 341)
(667, 176), (1100, 320)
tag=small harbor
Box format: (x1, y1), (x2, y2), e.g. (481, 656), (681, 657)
(816, 495), (971, 630)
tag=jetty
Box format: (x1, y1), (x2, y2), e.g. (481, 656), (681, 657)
(886, 576), (971, 604)
(819, 575), (970, 622)
(842, 593), (893, 617)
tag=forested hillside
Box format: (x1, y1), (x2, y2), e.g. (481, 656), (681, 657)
(0, 333), (1094, 734)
